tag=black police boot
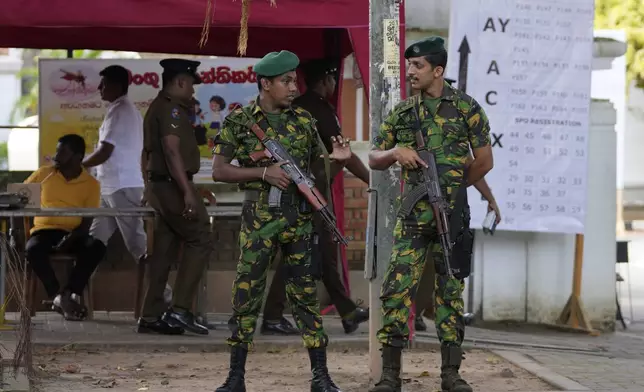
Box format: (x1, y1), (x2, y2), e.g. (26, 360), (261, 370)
(341, 307), (369, 334)
(260, 317), (299, 335)
(216, 346), (248, 392)
(369, 345), (402, 392)
(440, 344), (472, 392)
(309, 348), (341, 392)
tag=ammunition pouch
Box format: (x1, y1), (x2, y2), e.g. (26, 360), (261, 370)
(449, 184), (473, 280)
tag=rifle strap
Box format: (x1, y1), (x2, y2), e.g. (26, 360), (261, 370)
(412, 95), (423, 139)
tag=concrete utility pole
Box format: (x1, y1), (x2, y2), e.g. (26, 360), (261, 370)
(364, 0), (403, 383)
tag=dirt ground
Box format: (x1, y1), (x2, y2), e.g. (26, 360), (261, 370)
(31, 347), (554, 391)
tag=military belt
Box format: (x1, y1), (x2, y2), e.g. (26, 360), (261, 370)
(147, 172), (194, 183)
(243, 189), (299, 206)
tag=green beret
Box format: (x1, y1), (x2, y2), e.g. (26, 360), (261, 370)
(404, 36), (446, 59)
(253, 50), (300, 77)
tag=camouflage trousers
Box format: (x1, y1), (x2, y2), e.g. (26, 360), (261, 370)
(227, 201), (328, 349)
(377, 216), (466, 348)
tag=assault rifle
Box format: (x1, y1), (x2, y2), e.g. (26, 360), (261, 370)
(240, 113), (351, 246)
(398, 102), (456, 278)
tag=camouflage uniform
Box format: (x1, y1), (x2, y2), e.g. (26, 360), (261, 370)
(375, 83), (490, 347)
(215, 50), (343, 392)
(213, 102), (329, 349)
(371, 80), (490, 392)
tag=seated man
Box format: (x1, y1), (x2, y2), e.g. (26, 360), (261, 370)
(24, 134), (106, 321)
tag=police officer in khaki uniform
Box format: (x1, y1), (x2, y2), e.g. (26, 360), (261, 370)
(137, 59), (212, 336)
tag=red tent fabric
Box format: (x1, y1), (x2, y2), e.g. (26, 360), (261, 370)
(0, 0), (377, 307)
(0, 0), (370, 84)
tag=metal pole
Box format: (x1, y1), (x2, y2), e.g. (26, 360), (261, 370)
(365, 0), (403, 383)
(0, 221), (6, 325)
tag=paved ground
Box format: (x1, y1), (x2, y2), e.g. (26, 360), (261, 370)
(616, 224), (644, 324)
(3, 312), (644, 391)
(418, 321), (644, 392)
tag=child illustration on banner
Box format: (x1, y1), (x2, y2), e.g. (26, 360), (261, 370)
(200, 95), (226, 157)
(38, 57), (262, 180)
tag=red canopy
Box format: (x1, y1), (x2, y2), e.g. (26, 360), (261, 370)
(0, 0), (383, 306)
(0, 0), (370, 84)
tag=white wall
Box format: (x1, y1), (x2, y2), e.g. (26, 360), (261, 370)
(0, 49), (22, 130)
(624, 86), (644, 188)
(468, 100), (617, 329)
(591, 30), (626, 190)
(8, 116), (39, 172)
(407, 0), (449, 31)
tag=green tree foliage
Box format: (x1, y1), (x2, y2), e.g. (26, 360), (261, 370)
(595, 0), (644, 87)
(11, 49), (103, 123)
(0, 142), (8, 171)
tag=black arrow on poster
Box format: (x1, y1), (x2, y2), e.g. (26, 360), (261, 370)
(457, 36), (471, 93)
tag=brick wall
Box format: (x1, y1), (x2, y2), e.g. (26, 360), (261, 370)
(342, 173), (369, 269)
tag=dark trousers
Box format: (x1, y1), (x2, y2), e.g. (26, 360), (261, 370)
(25, 229), (106, 298)
(141, 182), (212, 319)
(263, 215), (356, 320)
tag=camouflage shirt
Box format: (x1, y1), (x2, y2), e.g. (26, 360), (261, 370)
(373, 81), (491, 191)
(212, 99), (324, 191)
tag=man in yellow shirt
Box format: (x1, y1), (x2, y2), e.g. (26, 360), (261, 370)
(24, 134), (104, 321)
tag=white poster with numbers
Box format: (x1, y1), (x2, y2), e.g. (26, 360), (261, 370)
(445, 0), (594, 234)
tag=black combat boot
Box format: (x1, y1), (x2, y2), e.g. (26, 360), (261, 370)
(216, 346), (248, 392)
(309, 348), (341, 392)
(440, 344), (472, 392)
(369, 345), (402, 392)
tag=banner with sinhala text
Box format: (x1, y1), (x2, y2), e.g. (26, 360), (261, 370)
(38, 57), (260, 183)
(446, 0), (594, 234)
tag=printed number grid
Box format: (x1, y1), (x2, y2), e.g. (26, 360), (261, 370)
(448, 0), (594, 233)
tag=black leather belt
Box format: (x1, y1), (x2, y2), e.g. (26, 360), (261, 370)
(147, 172), (194, 183)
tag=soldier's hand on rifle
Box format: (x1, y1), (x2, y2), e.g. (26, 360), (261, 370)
(326, 135), (352, 163)
(263, 161), (291, 190)
(393, 146), (428, 170)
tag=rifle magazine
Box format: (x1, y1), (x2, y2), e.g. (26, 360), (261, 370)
(399, 185), (428, 217)
(268, 186), (282, 208)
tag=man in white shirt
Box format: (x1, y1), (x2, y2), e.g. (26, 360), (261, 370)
(83, 65), (172, 315)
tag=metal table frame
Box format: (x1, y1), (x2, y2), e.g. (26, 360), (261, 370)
(0, 206), (241, 326)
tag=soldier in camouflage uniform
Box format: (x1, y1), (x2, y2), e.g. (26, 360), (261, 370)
(368, 37), (494, 392)
(211, 50), (351, 392)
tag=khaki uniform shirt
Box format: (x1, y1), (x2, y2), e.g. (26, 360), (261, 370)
(143, 92), (200, 175)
